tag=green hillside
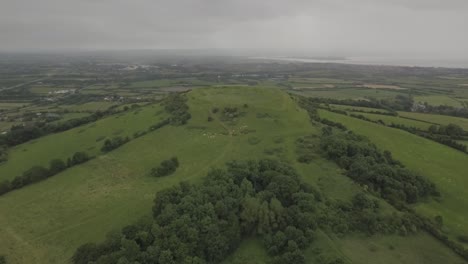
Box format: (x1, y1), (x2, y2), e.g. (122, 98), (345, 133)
(0, 88), (466, 264)
(319, 109), (468, 245)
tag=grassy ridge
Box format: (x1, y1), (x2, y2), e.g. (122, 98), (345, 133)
(319, 109), (468, 244)
(0, 87), (317, 264)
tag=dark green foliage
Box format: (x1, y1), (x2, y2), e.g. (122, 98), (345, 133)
(320, 131), (438, 205)
(296, 135), (317, 163)
(163, 93), (191, 125)
(0, 181), (11, 195)
(0, 146), (7, 163)
(207, 116), (213, 122)
(11, 166), (50, 189)
(74, 160), (320, 263)
(0, 255), (6, 264)
(457, 235), (468, 244)
(151, 157), (179, 177)
(49, 159), (67, 175)
(68, 152), (90, 167)
(101, 136), (130, 152)
(221, 107), (240, 121)
(149, 118), (170, 131)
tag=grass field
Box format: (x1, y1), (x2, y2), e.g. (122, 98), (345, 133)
(319, 109), (468, 245)
(398, 111), (468, 130)
(0, 87), (319, 263)
(0, 88), (465, 264)
(0, 102), (28, 110)
(329, 104), (392, 113)
(352, 112), (433, 129)
(415, 95), (464, 107)
(330, 233), (466, 264)
(57, 102), (118, 112)
(291, 88), (404, 100)
(0, 104), (169, 181)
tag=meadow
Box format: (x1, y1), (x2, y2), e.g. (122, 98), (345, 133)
(0, 87), (320, 263)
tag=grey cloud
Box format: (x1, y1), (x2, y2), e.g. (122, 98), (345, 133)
(0, 0), (467, 58)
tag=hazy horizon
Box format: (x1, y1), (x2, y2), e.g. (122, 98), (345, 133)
(1, 0), (468, 60)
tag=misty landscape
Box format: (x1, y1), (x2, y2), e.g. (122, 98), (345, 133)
(1, 1), (468, 264)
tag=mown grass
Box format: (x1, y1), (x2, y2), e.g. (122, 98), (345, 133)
(319, 109), (468, 245)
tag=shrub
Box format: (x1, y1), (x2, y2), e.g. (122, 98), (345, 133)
(151, 157), (179, 177)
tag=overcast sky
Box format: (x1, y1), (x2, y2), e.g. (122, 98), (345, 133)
(1, 0), (467, 58)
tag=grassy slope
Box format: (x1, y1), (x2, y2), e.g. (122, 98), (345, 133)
(0, 88), (464, 264)
(0, 104), (167, 181)
(319, 109), (468, 244)
(0, 87), (316, 264)
(398, 111), (468, 131)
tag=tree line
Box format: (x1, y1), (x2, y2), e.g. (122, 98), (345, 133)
(0, 110), (112, 148)
(0, 151), (90, 196)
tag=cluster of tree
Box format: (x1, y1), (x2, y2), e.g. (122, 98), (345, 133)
(73, 159), (321, 264)
(0, 255), (6, 264)
(416, 103), (468, 118)
(150, 157), (179, 177)
(323, 193), (421, 236)
(148, 119), (170, 131)
(0, 146), (7, 164)
(295, 97), (347, 131)
(0, 152), (90, 196)
(428, 124), (466, 138)
(320, 130), (438, 206)
(221, 107), (240, 121)
(305, 95), (413, 111)
(0, 111), (109, 147)
(163, 93), (191, 125)
(101, 137), (130, 152)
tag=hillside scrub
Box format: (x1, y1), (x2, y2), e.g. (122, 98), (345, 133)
(101, 136), (130, 152)
(151, 157), (179, 177)
(163, 93), (191, 125)
(320, 130), (438, 205)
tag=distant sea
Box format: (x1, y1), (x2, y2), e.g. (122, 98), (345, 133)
(251, 56), (468, 69)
